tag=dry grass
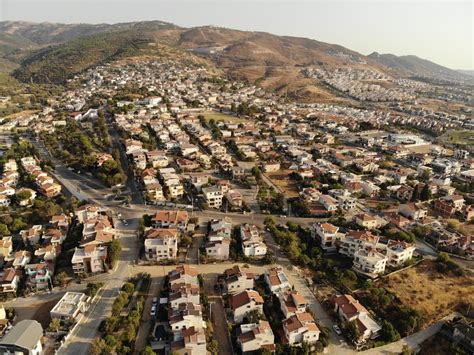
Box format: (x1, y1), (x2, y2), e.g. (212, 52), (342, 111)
(267, 170), (300, 198)
(202, 111), (249, 123)
(384, 260), (474, 324)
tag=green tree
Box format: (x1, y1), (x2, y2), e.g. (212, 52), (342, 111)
(140, 346), (156, 355)
(16, 189), (32, 202)
(90, 338), (106, 355)
(121, 282), (135, 295)
(410, 185), (420, 202)
(54, 271), (68, 287)
(47, 318), (61, 332)
(341, 321), (360, 343)
(263, 250), (276, 265)
(0, 224), (10, 237)
(420, 184), (431, 201)
(207, 340), (219, 355)
(380, 320), (400, 342)
(108, 239), (122, 267)
(437, 252), (450, 264)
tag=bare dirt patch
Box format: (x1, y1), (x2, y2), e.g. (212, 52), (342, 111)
(384, 260), (474, 324)
(267, 171), (300, 198)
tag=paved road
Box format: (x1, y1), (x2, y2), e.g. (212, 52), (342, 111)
(58, 225), (137, 355)
(30, 138), (466, 354)
(361, 313), (458, 354)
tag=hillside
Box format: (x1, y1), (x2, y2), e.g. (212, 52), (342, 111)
(368, 52), (468, 82)
(3, 21), (472, 100)
(12, 30), (154, 83)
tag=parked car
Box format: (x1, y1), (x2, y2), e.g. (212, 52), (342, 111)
(150, 305), (156, 317)
(122, 219), (129, 226)
(333, 324), (342, 335)
(152, 297), (158, 306)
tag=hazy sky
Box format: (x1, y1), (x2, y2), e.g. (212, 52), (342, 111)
(1, 0), (473, 69)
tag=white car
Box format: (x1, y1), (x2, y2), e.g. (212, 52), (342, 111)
(150, 305), (156, 317)
(333, 324), (342, 335)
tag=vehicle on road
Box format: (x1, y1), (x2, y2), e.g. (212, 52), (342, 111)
(333, 324), (342, 335)
(152, 297), (158, 305)
(150, 305), (156, 317)
(122, 219), (129, 226)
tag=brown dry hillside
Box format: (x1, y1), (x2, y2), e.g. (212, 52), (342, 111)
(384, 260), (474, 324)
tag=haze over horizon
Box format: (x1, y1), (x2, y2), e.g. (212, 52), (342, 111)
(1, 0), (473, 70)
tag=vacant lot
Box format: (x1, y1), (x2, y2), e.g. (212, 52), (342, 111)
(384, 260), (474, 324)
(440, 130), (474, 147)
(202, 111), (249, 123)
(267, 171), (300, 198)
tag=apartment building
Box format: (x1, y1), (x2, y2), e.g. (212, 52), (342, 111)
(338, 231), (380, 258)
(353, 248), (387, 278)
(202, 186), (224, 209)
(385, 240), (415, 267)
(311, 223), (340, 252)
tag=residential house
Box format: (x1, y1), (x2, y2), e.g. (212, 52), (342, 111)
(0, 268), (20, 294)
(222, 265), (255, 294)
(282, 312), (320, 346)
(0, 320), (43, 355)
(144, 228), (179, 261)
(170, 327), (207, 355)
(25, 263), (52, 291)
(202, 186), (224, 209)
(338, 231), (380, 258)
(238, 320), (276, 353)
(50, 292), (90, 321)
(71, 245), (107, 276)
(333, 294), (381, 341)
(354, 214), (379, 230)
(231, 290), (264, 324)
(169, 284), (200, 309)
(168, 265), (199, 287)
(399, 203), (428, 220)
(279, 291), (308, 318)
(264, 267), (291, 295)
(0, 237), (13, 257)
(240, 224), (267, 258)
(152, 210), (189, 231)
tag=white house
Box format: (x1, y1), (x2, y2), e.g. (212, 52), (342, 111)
(353, 248), (387, 278)
(385, 240), (415, 267)
(311, 223), (340, 252)
(238, 320), (275, 353)
(333, 294), (381, 341)
(144, 228), (179, 261)
(231, 289), (264, 324)
(282, 312), (320, 346)
(202, 186), (223, 209)
(264, 267), (292, 295)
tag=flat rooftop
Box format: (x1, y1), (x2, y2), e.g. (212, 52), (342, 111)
(50, 292), (87, 317)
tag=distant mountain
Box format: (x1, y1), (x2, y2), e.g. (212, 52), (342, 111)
(2, 20), (472, 99)
(367, 52), (468, 81)
(457, 69), (474, 77)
